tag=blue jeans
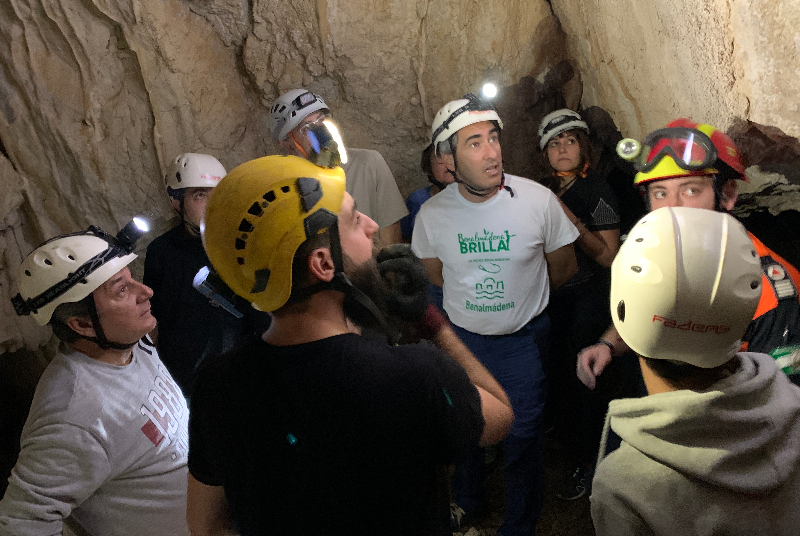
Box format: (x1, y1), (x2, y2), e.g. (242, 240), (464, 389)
(452, 314), (549, 536)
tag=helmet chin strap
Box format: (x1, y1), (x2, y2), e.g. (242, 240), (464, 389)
(83, 295), (139, 351)
(284, 221), (399, 343)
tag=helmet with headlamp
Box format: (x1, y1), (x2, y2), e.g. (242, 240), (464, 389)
(617, 119), (746, 186)
(430, 93), (507, 197)
(12, 218), (149, 349)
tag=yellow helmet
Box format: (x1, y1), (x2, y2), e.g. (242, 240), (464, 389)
(202, 155), (345, 312)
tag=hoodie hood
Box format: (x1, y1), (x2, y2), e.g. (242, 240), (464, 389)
(604, 353), (800, 494)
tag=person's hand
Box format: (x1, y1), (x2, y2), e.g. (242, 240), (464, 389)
(377, 244), (429, 322)
(576, 343), (613, 390)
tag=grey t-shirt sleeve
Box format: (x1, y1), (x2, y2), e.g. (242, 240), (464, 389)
(0, 423), (111, 536)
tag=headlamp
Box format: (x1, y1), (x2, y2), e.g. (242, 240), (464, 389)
(193, 265), (246, 319)
(292, 91), (322, 112)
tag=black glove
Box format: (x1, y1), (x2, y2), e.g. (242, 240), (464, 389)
(376, 244), (430, 322)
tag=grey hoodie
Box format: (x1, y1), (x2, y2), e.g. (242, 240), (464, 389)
(591, 352), (800, 536)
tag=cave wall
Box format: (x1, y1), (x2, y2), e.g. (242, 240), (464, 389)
(1, 0), (799, 355)
(550, 0), (800, 140)
(0, 0), (570, 353)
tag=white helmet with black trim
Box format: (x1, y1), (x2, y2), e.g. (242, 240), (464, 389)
(610, 206), (761, 367)
(165, 153), (226, 198)
(268, 89), (329, 142)
(538, 109), (589, 150)
(431, 93), (503, 152)
(12, 229), (142, 326)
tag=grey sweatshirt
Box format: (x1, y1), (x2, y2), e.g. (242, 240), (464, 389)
(592, 352), (800, 536)
(0, 340), (190, 536)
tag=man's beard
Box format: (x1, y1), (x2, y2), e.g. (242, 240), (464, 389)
(341, 254), (392, 334)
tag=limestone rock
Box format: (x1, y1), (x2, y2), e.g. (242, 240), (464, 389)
(550, 0), (800, 141)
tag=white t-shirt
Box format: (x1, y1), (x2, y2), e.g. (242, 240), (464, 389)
(0, 339), (190, 536)
(412, 175), (578, 335)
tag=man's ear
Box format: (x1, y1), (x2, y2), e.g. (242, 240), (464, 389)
(307, 248), (336, 283)
(66, 315), (96, 338)
(719, 179), (739, 211)
(170, 197), (182, 214)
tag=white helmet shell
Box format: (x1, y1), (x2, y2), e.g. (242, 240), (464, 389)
(538, 109), (589, 150)
(268, 89), (329, 142)
(16, 234), (137, 325)
(165, 153), (226, 194)
(431, 95), (503, 149)
(610, 207), (761, 368)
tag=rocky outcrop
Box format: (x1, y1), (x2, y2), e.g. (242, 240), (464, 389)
(550, 0), (800, 143)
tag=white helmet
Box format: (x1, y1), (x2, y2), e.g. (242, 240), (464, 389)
(268, 89), (329, 142)
(538, 109), (589, 150)
(610, 207), (761, 368)
(431, 93), (503, 151)
(12, 232), (137, 325)
(165, 153), (226, 196)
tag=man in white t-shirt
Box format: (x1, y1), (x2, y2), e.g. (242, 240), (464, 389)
(412, 93), (578, 535)
(268, 88), (408, 244)
(3, 223), (189, 536)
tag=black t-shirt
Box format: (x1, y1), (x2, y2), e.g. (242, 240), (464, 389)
(560, 173), (621, 285)
(189, 333), (483, 536)
(143, 225), (270, 394)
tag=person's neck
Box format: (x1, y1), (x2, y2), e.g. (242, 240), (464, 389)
(638, 357), (677, 395)
(556, 173), (578, 194)
(70, 339), (135, 367)
(457, 182), (498, 204)
(262, 291), (353, 346)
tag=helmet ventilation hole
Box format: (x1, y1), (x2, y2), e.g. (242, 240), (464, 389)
(750, 280), (759, 290)
(635, 237), (643, 242)
(631, 265), (642, 273)
(617, 301), (626, 322)
(44, 258), (53, 266)
(68, 254), (75, 260)
(24, 270), (31, 276)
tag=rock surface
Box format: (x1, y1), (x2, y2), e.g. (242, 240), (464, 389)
(1, 0), (799, 355)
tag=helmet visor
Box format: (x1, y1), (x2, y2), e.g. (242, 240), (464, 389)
(635, 127), (718, 173)
(301, 116), (348, 168)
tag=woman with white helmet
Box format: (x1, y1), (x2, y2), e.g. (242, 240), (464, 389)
(536, 109), (623, 501)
